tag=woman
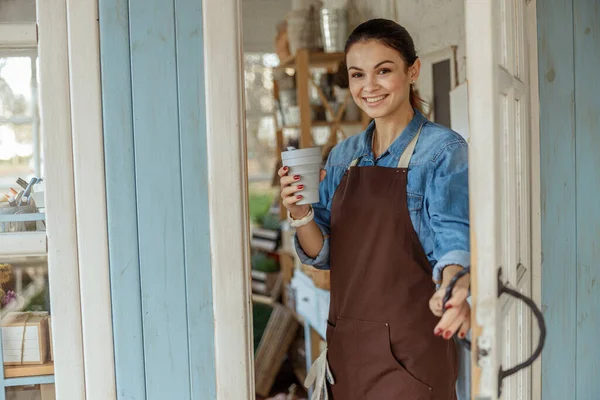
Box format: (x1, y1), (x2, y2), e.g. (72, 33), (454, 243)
(279, 19), (470, 399)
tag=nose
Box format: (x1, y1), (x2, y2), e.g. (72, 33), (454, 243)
(363, 73), (379, 92)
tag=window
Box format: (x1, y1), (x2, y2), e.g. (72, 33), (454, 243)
(244, 53), (279, 183)
(0, 50), (40, 189)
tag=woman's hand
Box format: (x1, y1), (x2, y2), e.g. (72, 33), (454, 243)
(278, 166), (326, 219)
(429, 265), (471, 340)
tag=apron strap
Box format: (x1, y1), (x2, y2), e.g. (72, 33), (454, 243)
(348, 121), (425, 170)
(397, 122), (424, 169)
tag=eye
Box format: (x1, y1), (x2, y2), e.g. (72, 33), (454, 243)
(350, 72), (364, 78)
(378, 68), (391, 75)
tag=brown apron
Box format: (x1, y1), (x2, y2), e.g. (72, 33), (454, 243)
(326, 126), (458, 400)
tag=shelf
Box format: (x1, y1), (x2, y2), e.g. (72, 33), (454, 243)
(4, 362), (54, 379)
(276, 51), (345, 71)
(252, 293), (274, 305)
(0, 231), (47, 258)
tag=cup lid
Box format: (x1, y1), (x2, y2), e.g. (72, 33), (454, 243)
(281, 146), (322, 160)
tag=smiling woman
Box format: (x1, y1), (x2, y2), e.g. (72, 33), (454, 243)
(280, 19), (471, 400)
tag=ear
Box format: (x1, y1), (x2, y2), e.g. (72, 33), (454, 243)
(409, 58), (421, 83)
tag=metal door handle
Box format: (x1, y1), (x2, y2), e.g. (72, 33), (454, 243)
(496, 267), (546, 397)
(442, 266), (547, 397)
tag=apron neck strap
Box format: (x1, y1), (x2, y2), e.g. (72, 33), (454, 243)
(348, 121), (425, 169)
(396, 122), (424, 169)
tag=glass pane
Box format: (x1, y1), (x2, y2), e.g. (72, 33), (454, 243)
(0, 123), (35, 188)
(6, 384), (55, 400)
(0, 55), (41, 190)
(0, 57), (33, 119)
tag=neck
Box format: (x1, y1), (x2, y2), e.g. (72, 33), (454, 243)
(372, 102), (415, 158)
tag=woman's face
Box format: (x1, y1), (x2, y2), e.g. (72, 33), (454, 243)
(346, 40), (420, 119)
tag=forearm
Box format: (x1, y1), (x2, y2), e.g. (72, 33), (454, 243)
(296, 220), (325, 259)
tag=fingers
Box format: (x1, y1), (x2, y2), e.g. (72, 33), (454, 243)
(280, 172), (301, 188)
(457, 316), (471, 339)
(434, 306), (459, 336)
(429, 290), (444, 317)
(444, 307), (467, 338)
(282, 193), (304, 208)
(434, 303), (471, 340)
(281, 184), (304, 199)
(277, 166), (289, 177)
(319, 169), (327, 182)
(444, 285), (469, 309)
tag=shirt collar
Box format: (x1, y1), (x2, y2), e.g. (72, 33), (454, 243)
(358, 108), (427, 162)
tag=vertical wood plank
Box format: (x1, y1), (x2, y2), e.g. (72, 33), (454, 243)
(465, 0), (500, 395)
(538, 0), (577, 398)
(203, 0), (255, 398)
(173, 0), (217, 398)
(66, 1), (117, 398)
(295, 49), (312, 148)
(526, 0), (543, 397)
(36, 1), (87, 399)
(574, 1), (600, 399)
(98, 0), (148, 397)
(128, 0), (191, 398)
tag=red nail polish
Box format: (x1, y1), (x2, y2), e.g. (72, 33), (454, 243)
(296, 195), (303, 199)
(294, 175), (300, 180)
(445, 304), (453, 310)
(298, 185), (304, 190)
(434, 328), (442, 336)
(283, 166), (288, 171)
(443, 331), (452, 339)
(459, 332), (465, 339)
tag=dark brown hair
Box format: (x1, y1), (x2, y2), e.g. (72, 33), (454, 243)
(344, 19), (425, 113)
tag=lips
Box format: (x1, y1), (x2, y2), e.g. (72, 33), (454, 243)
(363, 94), (388, 104)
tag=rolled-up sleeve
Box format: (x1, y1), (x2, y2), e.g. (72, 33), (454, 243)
(294, 209), (330, 269)
(293, 163), (333, 270)
(426, 141), (471, 283)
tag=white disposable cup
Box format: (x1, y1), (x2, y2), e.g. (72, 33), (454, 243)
(281, 147), (322, 205)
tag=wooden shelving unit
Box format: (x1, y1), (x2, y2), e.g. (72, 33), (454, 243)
(275, 51), (346, 71)
(4, 362), (54, 379)
(273, 48), (370, 150)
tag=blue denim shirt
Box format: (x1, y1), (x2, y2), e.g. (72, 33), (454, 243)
(294, 110), (470, 283)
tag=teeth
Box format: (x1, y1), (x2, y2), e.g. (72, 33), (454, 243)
(365, 95), (386, 103)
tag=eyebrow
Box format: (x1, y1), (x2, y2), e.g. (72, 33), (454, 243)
(348, 60), (395, 71)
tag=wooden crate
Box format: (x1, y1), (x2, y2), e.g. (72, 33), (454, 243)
(254, 303), (300, 397)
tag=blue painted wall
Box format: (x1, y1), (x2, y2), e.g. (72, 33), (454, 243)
(539, 1), (600, 399)
(99, 1), (217, 399)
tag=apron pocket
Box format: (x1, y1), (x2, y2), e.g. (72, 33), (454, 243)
(358, 320), (432, 400)
(326, 320), (336, 347)
(326, 318), (360, 398)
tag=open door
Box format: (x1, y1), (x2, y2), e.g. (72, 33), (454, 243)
(466, 0), (545, 398)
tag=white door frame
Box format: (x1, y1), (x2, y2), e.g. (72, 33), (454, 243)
(37, 1), (116, 399)
(203, 0), (255, 399)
